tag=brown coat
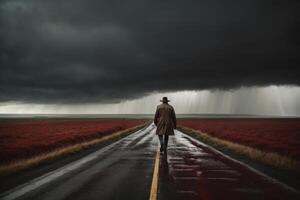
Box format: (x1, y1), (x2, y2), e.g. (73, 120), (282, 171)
(154, 103), (177, 135)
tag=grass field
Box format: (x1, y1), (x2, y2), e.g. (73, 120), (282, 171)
(179, 119), (300, 160)
(0, 119), (146, 165)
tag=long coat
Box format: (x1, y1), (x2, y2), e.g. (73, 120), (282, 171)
(154, 103), (177, 135)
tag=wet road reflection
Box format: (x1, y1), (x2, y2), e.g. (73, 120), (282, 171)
(1, 124), (158, 200)
(158, 130), (299, 200)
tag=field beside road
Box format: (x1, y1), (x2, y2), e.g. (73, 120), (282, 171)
(179, 119), (300, 159)
(0, 119), (147, 174)
(178, 118), (300, 172)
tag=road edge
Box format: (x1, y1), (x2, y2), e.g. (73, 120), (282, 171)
(177, 128), (300, 194)
(0, 121), (151, 193)
(0, 123), (154, 200)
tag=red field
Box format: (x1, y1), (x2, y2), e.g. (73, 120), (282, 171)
(0, 119), (146, 164)
(179, 119), (300, 160)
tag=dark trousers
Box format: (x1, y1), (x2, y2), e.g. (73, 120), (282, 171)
(158, 134), (169, 147)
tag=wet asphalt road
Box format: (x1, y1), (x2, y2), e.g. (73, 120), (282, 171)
(159, 130), (299, 200)
(1, 123), (299, 200)
(1, 124), (157, 200)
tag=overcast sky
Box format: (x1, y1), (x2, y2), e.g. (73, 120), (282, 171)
(0, 0), (299, 115)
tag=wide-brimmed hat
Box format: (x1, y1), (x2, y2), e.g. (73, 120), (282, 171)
(160, 97), (170, 103)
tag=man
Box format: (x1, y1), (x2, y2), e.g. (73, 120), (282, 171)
(154, 97), (177, 153)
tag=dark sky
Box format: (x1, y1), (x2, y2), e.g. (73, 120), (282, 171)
(0, 0), (299, 104)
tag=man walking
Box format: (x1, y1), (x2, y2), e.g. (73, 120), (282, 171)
(154, 97), (177, 153)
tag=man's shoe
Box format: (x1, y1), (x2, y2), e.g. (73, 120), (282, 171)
(160, 146), (164, 153)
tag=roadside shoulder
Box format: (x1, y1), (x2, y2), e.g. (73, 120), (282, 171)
(0, 121), (151, 193)
(177, 125), (300, 192)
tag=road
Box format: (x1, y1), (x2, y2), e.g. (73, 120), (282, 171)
(0, 123), (298, 200)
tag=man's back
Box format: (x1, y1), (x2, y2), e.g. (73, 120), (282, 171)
(157, 103), (174, 121)
(154, 103), (176, 135)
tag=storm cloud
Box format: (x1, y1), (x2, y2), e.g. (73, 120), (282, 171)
(1, 0), (299, 104)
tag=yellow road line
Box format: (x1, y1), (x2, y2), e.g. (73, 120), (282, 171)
(149, 146), (160, 200)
